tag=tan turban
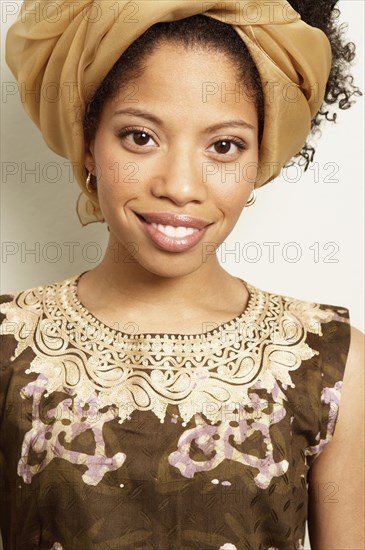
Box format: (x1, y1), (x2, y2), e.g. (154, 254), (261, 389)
(6, 0), (331, 227)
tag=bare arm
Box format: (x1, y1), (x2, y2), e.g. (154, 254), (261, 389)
(307, 325), (365, 549)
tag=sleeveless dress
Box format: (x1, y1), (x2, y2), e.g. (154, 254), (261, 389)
(0, 271), (351, 550)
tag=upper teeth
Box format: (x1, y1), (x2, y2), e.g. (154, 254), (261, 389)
(151, 223), (199, 238)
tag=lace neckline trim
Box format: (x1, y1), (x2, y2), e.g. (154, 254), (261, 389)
(66, 270), (264, 341)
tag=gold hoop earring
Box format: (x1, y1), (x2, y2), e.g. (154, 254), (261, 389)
(246, 189), (256, 207)
(86, 171), (95, 193)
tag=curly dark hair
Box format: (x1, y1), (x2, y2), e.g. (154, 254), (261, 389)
(84, 0), (362, 172)
(287, 0), (362, 168)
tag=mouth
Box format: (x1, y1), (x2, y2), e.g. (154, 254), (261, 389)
(134, 212), (212, 252)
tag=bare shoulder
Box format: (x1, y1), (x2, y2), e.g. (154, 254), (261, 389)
(333, 325), (365, 439)
(307, 325), (364, 548)
(346, 325), (365, 380)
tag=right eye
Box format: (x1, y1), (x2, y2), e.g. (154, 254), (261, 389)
(117, 127), (157, 148)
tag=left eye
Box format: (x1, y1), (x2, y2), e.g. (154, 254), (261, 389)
(210, 139), (246, 155)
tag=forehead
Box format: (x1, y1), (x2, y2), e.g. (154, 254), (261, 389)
(102, 43), (258, 123)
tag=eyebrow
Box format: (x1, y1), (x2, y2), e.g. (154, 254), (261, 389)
(113, 108), (255, 132)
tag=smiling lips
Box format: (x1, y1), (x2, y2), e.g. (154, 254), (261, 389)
(135, 211), (212, 252)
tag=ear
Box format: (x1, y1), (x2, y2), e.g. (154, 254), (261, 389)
(85, 140), (96, 175)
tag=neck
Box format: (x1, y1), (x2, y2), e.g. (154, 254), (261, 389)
(78, 234), (247, 315)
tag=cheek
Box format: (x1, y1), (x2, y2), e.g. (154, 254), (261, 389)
(93, 139), (136, 198)
(216, 188), (251, 221)
(212, 157), (258, 215)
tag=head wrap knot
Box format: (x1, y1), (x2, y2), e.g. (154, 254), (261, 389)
(6, 0), (332, 226)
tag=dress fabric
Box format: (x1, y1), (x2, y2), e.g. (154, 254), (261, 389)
(0, 272), (351, 550)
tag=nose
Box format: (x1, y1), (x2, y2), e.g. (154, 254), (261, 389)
(150, 143), (208, 206)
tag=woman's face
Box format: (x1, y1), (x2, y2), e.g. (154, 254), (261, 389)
(86, 43), (259, 278)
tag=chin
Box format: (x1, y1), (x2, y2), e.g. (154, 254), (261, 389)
(107, 231), (219, 278)
(138, 254), (208, 280)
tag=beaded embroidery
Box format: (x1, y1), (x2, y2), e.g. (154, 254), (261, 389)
(0, 273), (336, 487)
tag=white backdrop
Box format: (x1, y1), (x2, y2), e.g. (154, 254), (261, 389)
(1, 2), (364, 549)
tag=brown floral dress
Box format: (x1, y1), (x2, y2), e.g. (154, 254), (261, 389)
(0, 272), (351, 549)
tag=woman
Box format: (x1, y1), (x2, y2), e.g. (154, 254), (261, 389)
(1, 1), (364, 549)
